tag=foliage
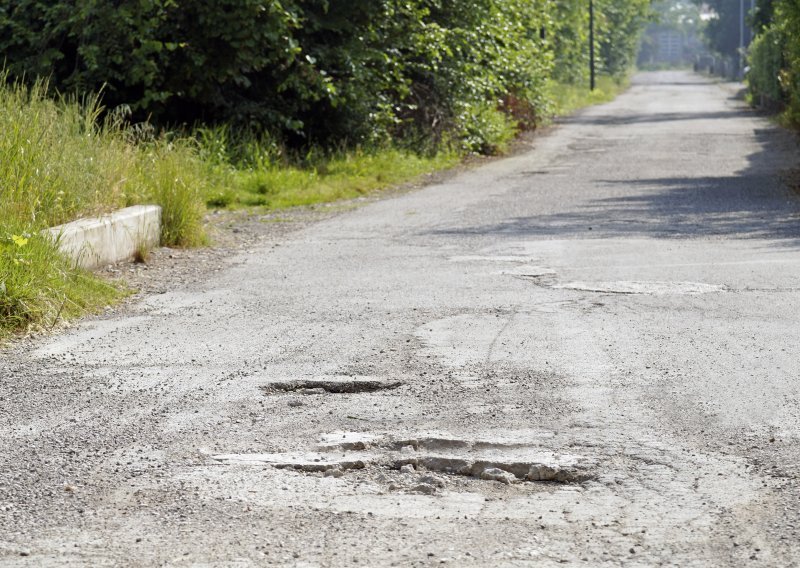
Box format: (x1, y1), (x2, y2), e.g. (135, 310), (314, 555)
(699, 0), (747, 59)
(744, 0), (800, 123)
(0, 0), (652, 154)
(596, 0), (653, 77)
(769, 0), (800, 124)
(747, 23), (784, 108)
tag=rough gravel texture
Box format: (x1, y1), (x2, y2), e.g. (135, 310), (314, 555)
(2, 71), (800, 567)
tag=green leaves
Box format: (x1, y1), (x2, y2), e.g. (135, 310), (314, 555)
(0, 0), (649, 153)
(745, 0), (800, 124)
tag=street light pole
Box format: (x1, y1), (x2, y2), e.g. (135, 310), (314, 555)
(590, 0), (596, 91)
(739, 0), (744, 77)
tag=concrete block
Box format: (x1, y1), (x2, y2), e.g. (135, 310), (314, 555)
(47, 205), (162, 270)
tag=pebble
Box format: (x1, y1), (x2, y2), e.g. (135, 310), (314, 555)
(419, 474), (445, 488)
(411, 483), (437, 495)
(324, 468), (344, 478)
(400, 464), (416, 474)
(480, 468), (516, 485)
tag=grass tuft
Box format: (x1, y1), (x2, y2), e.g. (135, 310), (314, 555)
(0, 230), (120, 338)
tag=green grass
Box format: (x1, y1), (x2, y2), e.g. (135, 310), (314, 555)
(206, 148), (458, 210)
(0, 232), (120, 336)
(0, 76), (207, 338)
(546, 75), (630, 118)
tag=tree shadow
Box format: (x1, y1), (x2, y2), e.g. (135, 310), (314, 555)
(428, 127), (800, 246)
(562, 109), (757, 127)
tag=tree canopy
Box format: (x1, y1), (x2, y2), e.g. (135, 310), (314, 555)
(0, 1), (651, 151)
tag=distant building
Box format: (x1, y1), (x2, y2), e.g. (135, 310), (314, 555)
(656, 29), (684, 63)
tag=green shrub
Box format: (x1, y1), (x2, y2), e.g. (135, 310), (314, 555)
(745, 0), (800, 125)
(0, 0), (650, 154)
(458, 102), (518, 155)
(747, 24), (785, 109)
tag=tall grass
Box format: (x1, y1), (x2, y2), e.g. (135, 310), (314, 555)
(0, 76), (207, 337)
(0, 76), (207, 243)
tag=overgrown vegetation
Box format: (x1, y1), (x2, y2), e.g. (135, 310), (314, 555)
(702, 0), (800, 123)
(0, 1), (652, 337)
(0, 77), (207, 337)
(0, 0), (650, 153)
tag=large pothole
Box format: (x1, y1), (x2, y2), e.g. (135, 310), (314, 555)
(211, 433), (594, 485)
(261, 378), (404, 395)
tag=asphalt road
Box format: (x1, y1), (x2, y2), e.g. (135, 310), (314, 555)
(2, 71), (800, 567)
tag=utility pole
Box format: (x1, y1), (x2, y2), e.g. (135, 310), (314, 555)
(739, 0), (746, 77)
(590, 0), (596, 91)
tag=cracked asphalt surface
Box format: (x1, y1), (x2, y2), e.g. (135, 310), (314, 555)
(2, 71), (800, 567)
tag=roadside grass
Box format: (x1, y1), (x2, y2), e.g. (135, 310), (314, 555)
(546, 75), (630, 118)
(205, 147), (459, 211)
(0, 232), (120, 337)
(0, 76), (206, 338)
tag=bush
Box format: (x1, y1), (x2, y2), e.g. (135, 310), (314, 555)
(746, 0), (800, 125)
(747, 24), (785, 109)
(0, 0), (651, 154)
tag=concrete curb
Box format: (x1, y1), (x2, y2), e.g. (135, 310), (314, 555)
(47, 205), (162, 270)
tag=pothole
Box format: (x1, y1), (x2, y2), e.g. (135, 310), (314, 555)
(553, 281), (727, 295)
(498, 265), (557, 279)
(388, 437), (592, 484)
(211, 433), (594, 485)
(392, 456), (590, 483)
(261, 378), (404, 395)
(211, 452), (372, 472)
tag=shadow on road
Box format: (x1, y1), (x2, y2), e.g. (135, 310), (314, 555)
(429, 126), (800, 246)
(563, 110), (757, 127)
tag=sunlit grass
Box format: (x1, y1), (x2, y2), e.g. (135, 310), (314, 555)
(0, 75), (205, 337)
(0, 229), (121, 339)
(546, 75), (630, 118)
(206, 148), (459, 210)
